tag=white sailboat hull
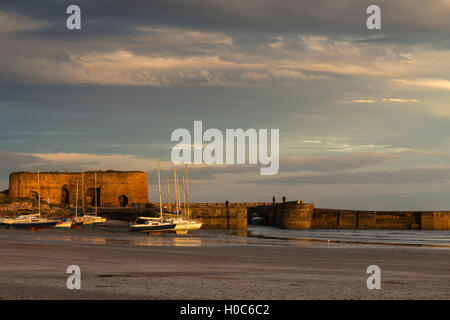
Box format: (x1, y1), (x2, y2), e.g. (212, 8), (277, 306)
(0, 214), (41, 226)
(74, 215), (107, 226)
(173, 220), (203, 231)
(54, 220), (73, 228)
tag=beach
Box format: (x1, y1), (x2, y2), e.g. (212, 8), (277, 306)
(0, 221), (449, 300)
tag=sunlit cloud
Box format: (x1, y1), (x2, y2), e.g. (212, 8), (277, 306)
(392, 78), (450, 90)
(381, 98), (419, 103)
(0, 10), (50, 32)
(341, 99), (376, 104)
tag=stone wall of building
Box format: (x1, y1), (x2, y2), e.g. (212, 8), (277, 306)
(8, 171), (148, 208)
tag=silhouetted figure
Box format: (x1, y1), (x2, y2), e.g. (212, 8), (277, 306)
(225, 200), (229, 207)
(272, 196), (275, 203)
(282, 196), (286, 203)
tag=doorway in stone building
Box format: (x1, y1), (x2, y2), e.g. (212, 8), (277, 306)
(61, 186), (70, 207)
(88, 188), (101, 207)
(29, 191), (38, 200)
(119, 195), (128, 207)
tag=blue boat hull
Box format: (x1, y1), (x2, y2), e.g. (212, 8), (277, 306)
(12, 221), (58, 229)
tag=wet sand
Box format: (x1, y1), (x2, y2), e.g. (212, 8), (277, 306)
(0, 222), (449, 300)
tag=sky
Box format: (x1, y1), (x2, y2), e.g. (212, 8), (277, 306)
(1, 0), (450, 210)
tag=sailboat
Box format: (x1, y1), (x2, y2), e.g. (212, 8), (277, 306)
(54, 218), (73, 229)
(55, 180), (84, 229)
(130, 162), (176, 234)
(10, 169), (59, 231)
(0, 213), (39, 227)
(171, 165), (202, 234)
(74, 172), (107, 226)
(71, 180), (83, 228)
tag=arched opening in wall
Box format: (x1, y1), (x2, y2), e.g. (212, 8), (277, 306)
(29, 191), (38, 200)
(61, 186), (70, 207)
(119, 195), (128, 208)
(88, 188), (101, 207)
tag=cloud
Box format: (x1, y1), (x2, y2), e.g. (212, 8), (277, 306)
(3, 0), (450, 42)
(342, 99), (376, 104)
(247, 166), (450, 185)
(0, 151), (42, 177)
(1, 1), (450, 208)
(0, 9), (50, 32)
(1, 3), (450, 87)
(280, 152), (399, 172)
(29, 153), (162, 171)
(381, 98), (419, 103)
(341, 98), (419, 104)
(392, 78), (450, 90)
(0, 151), (399, 184)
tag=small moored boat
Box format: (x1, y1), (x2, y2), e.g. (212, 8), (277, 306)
(130, 162), (175, 235)
(0, 214), (40, 227)
(169, 165), (202, 234)
(250, 216), (265, 225)
(72, 175), (107, 226)
(54, 219), (73, 229)
(130, 217), (176, 234)
(172, 218), (202, 234)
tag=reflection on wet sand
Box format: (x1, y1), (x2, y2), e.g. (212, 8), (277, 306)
(34, 234), (206, 247)
(131, 237), (203, 247)
(2, 220), (450, 248)
(34, 235), (107, 245)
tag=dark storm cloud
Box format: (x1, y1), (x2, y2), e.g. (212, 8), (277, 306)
(2, 0), (449, 46)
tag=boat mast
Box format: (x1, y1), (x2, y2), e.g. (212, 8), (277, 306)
(167, 176), (171, 212)
(95, 172), (98, 216)
(75, 180), (79, 218)
(176, 170), (181, 216)
(37, 168), (40, 218)
(81, 171), (84, 213)
(185, 164), (190, 220)
(174, 169), (179, 216)
(157, 161), (163, 219)
(182, 175), (186, 219)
